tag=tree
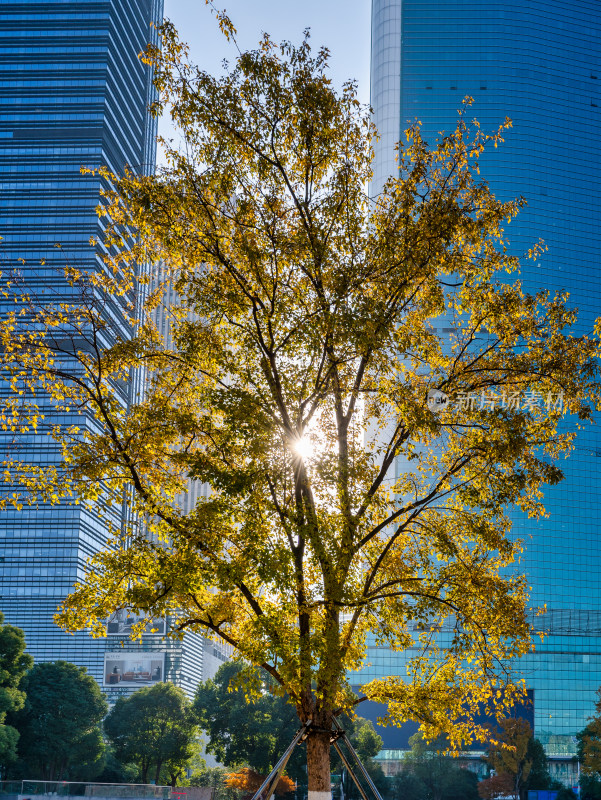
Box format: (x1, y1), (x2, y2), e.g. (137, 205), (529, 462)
(224, 767), (295, 796)
(577, 690), (601, 800)
(10, 660), (107, 780)
(2, 8), (600, 797)
(478, 772), (515, 800)
(0, 612), (33, 777)
(189, 764), (233, 800)
(479, 718), (546, 800)
(556, 789), (578, 800)
(94, 748), (140, 785)
(444, 770), (480, 800)
(399, 733), (478, 800)
(104, 682), (198, 786)
(523, 736), (552, 792)
(578, 689), (601, 776)
(579, 774), (601, 800)
(390, 771), (424, 800)
(194, 661), (304, 783)
(353, 717), (384, 762)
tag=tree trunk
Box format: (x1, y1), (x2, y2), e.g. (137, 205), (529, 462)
(307, 730), (331, 800)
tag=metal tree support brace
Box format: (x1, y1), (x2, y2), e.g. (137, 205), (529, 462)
(331, 739), (370, 800)
(332, 718), (385, 800)
(249, 724), (311, 800)
(249, 718), (385, 800)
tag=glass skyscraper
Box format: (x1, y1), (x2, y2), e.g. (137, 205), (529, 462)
(362, 0), (601, 776)
(0, 0), (223, 699)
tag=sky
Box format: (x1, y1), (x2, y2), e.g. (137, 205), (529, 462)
(159, 0), (372, 145)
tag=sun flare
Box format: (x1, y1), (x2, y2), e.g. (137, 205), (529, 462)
(292, 436), (314, 460)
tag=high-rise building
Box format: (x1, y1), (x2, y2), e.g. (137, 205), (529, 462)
(361, 0), (601, 778)
(0, 0), (224, 699)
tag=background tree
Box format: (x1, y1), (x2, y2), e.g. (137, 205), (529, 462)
(195, 661), (304, 783)
(578, 689), (601, 776)
(390, 770), (426, 800)
(162, 733), (200, 789)
(578, 773), (601, 800)
(396, 732), (478, 800)
(224, 768), (295, 796)
(0, 612), (32, 777)
(523, 736), (552, 793)
(338, 717), (388, 800)
(581, 776), (600, 800)
(478, 772), (514, 800)
(577, 693), (601, 800)
(556, 789), (578, 800)
(479, 718), (542, 800)
(10, 660), (106, 780)
(94, 747), (140, 785)
(188, 764), (233, 800)
(3, 10), (601, 797)
(104, 682), (197, 785)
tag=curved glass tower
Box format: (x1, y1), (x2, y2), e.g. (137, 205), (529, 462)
(364, 0), (601, 772)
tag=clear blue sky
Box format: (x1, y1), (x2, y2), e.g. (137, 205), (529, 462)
(159, 0), (371, 145)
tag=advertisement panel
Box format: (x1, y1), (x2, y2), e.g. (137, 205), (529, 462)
(104, 652), (165, 687)
(106, 610), (166, 636)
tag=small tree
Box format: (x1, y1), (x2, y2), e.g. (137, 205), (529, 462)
(400, 732), (478, 800)
(95, 747), (140, 785)
(478, 773), (515, 800)
(195, 661), (304, 783)
(479, 718), (543, 800)
(524, 737), (552, 792)
(0, 612), (33, 777)
(104, 682), (197, 786)
(390, 771), (426, 800)
(579, 689), (601, 776)
(579, 774), (601, 800)
(188, 764), (232, 800)
(2, 9), (600, 797)
(224, 768), (295, 796)
(556, 790), (578, 800)
(11, 661), (107, 780)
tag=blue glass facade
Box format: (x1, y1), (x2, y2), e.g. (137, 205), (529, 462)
(0, 0), (219, 698)
(364, 0), (601, 763)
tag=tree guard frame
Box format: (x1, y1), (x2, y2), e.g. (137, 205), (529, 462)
(249, 719), (385, 800)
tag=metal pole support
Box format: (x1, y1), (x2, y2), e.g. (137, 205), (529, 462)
(249, 724), (310, 800)
(332, 739), (371, 800)
(333, 718), (385, 800)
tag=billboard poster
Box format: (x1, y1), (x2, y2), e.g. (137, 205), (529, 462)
(104, 652), (165, 687)
(106, 610), (165, 636)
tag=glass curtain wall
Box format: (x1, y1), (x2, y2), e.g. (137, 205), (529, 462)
(361, 0), (601, 760)
(0, 0), (165, 687)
